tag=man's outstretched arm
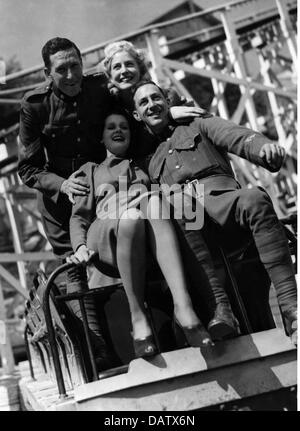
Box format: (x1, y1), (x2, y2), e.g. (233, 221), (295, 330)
(197, 116), (285, 172)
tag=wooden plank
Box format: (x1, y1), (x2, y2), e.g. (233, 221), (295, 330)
(0, 252), (56, 263)
(18, 369), (76, 411)
(0, 281), (16, 372)
(3, 194), (28, 289)
(17, 328), (297, 411)
(0, 378), (20, 408)
(75, 329), (295, 402)
(276, 0), (297, 69)
(76, 352), (296, 411)
(163, 58), (296, 100)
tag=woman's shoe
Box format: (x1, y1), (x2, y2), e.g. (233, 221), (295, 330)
(132, 335), (158, 358)
(173, 317), (214, 348)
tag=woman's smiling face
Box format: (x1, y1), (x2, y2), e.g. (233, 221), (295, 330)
(102, 114), (131, 157)
(109, 51), (141, 91)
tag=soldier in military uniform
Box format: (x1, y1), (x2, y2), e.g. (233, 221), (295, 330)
(18, 37), (116, 368)
(132, 81), (297, 345)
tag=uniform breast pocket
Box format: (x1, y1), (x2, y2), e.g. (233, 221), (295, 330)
(176, 134), (219, 177)
(43, 124), (72, 139)
(42, 124), (73, 152)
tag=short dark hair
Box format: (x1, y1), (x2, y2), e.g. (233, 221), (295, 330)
(42, 37), (82, 70)
(132, 80), (167, 103)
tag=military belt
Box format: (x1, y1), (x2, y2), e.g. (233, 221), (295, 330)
(184, 174), (239, 198)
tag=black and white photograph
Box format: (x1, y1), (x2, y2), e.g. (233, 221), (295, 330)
(0, 0), (297, 415)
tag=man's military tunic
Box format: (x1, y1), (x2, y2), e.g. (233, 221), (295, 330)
(147, 117), (296, 315)
(18, 74), (113, 256)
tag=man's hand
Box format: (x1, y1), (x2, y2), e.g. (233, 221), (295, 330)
(170, 105), (208, 123)
(66, 245), (96, 265)
(60, 170), (90, 203)
(259, 143), (285, 171)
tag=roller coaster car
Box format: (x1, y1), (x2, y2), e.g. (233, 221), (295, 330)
(23, 214), (297, 411)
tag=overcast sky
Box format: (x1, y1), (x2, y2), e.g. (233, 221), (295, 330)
(0, 0), (228, 69)
(0, 0), (295, 71)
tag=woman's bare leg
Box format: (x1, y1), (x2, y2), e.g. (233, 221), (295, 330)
(145, 194), (202, 328)
(116, 208), (151, 340)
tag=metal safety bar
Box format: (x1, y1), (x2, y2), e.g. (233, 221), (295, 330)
(42, 262), (128, 398)
(24, 324), (35, 381)
(42, 262), (73, 397)
(57, 290), (99, 382)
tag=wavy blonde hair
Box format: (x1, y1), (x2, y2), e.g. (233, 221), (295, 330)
(103, 40), (148, 79)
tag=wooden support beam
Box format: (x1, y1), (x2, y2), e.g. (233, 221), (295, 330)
(0, 83), (44, 96)
(145, 29), (169, 88)
(0, 279), (16, 374)
(0, 99), (21, 105)
(0, 265), (29, 300)
(205, 61), (230, 119)
(276, 0), (297, 72)
(2, 191), (28, 290)
(230, 92), (249, 125)
(220, 7), (260, 131)
(163, 58), (296, 100)
(161, 66), (198, 106)
(74, 329), (296, 411)
(0, 252), (55, 263)
(257, 51), (287, 143)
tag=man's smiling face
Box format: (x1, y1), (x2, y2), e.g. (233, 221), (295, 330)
(46, 48), (83, 97)
(133, 83), (169, 133)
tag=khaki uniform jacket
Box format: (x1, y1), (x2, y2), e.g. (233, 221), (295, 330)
(148, 116), (275, 189)
(18, 74), (113, 255)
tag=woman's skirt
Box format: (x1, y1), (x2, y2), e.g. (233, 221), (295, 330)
(87, 190), (160, 279)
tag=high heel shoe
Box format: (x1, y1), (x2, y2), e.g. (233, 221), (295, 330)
(173, 317), (214, 348)
(132, 334), (158, 358)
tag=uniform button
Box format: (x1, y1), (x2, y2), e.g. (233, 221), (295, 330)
(190, 144), (194, 148)
(77, 120), (81, 125)
(52, 134), (55, 138)
(73, 102), (77, 107)
(168, 149), (173, 154)
(77, 137), (81, 142)
(175, 164), (181, 169)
